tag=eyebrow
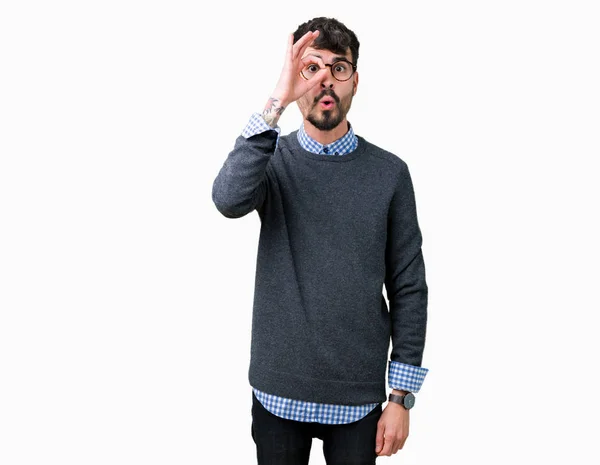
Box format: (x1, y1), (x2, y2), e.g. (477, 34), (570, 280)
(307, 53), (352, 64)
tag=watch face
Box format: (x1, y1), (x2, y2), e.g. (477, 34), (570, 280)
(404, 393), (416, 409)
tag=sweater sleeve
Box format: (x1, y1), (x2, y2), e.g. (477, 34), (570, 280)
(212, 113), (281, 218)
(384, 161), (429, 369)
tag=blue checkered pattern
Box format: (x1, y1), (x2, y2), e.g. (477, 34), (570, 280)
(252, 388), (380, 425)
(242, 112), (358, 155)
(296, 118), (357, 155)
(243, 112), (429, 423)
(241, 113), (282, 141)
(388, 361), (429, 391)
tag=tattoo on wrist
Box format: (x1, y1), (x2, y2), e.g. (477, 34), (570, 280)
(262, 97), (285, 127)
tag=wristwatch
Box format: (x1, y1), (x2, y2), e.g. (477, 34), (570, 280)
(388, 392), (416, 410)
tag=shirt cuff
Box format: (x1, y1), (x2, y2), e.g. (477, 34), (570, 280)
(242, 112), (281, 140)
(388, 360), (429, 393)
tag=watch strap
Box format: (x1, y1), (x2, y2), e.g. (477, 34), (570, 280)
(388, 392), (416, 409)
(388, 393), (406, 405)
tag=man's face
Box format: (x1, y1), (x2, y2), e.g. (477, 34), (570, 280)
(297, 46), (359, 132)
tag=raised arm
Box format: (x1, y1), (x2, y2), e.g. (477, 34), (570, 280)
(211, 30), (329, 218)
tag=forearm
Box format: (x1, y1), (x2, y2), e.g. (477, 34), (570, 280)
(212, 118), (278, 218)
(261, 95), (287, 128)
(389, 249), (428, 366)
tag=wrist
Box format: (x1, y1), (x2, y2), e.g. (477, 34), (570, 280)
(262, 96), (287, 128)
(270, 88), (290, 106)
(392, 389), (410, 396)
(388, 391), (416, 410)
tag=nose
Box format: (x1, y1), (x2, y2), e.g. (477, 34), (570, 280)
(319, 67), (335, 89)
(321, 80), (334, 89)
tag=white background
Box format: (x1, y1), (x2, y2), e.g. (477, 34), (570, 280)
(1, 1), (599, 464)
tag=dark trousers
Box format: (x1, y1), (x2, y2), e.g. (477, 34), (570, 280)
(251, 392), (383, 465)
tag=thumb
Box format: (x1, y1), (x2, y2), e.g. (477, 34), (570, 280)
(375, 422), (385, 452)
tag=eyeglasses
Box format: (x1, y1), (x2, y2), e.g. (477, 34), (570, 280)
(300, 59), (357, 82)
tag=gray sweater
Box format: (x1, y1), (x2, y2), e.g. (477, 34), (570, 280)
(212, 127), (428, 405)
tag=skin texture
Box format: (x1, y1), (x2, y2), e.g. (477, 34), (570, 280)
(262, 31), (412, 458)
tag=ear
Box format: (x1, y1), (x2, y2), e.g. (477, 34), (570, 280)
(353, 71), (359, 96)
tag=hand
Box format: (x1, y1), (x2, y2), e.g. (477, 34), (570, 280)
(375, 401), (410, 456)
(271, 30), (328, 106)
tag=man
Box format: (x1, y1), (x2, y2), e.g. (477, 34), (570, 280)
(212, 17), (429, 464)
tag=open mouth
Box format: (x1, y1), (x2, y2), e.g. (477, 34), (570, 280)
(319, 99), (335, 109)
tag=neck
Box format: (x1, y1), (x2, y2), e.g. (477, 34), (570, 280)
(303, 119), (349, 145)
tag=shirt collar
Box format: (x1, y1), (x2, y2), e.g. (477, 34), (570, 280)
(297, 120), (358, 155)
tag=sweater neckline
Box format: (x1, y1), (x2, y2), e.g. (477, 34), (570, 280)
(287, 130), (368, 162)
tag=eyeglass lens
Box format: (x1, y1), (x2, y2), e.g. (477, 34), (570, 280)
(301, 61), (354, 81)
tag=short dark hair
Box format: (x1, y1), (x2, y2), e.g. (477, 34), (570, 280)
(293, 17), (360, 68)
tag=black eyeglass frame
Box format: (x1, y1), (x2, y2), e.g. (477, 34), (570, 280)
(300, 59), (357, 82)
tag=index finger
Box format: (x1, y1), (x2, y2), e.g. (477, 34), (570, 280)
(292, 30), (320, 61)
(300, 54), (325, 69)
